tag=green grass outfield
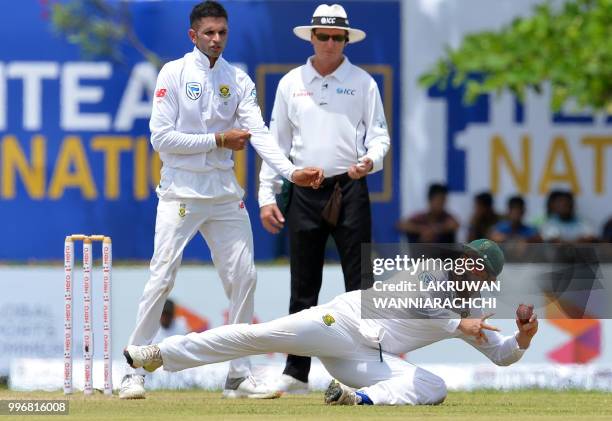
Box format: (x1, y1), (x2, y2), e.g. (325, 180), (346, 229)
(1, 389), (611, 420)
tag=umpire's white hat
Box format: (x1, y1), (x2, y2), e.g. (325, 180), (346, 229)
(293, 4), (366, 44)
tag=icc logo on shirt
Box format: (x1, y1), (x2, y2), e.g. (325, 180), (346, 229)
(336, 88), (356, 96)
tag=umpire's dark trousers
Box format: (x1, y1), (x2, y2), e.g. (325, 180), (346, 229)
(283, 173), (373, 383)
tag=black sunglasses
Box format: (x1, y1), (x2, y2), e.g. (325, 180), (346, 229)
(314, 32), (348, 43)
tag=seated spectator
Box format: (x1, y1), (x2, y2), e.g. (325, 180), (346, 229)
(490, 196), (540, 243)
(153, 299), (189, 343)
(540, 191), (596, 243)
(467, 192), (499, 242)
(531, 189), (563, 228)
(603, 217), (612, 243)
(396, 183), (459, 243)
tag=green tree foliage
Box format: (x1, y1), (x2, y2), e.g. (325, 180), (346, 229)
(49, 0), (162, 68)
(420, 0), (612, 112)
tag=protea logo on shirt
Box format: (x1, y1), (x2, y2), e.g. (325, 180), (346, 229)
(322, 314), (335, 326)
(336, 87), (356, 96)
(186, 82), (202, 100)
(219, 84), (231, 98)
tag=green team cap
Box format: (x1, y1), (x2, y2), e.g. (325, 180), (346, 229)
(463, 238), (505, 277)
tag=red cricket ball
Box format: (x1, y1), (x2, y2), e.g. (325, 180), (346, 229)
(516, 304), (534, 324)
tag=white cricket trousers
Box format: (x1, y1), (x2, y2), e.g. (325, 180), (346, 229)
(128, 196), (256, 379)
(158, 294), (447, 405)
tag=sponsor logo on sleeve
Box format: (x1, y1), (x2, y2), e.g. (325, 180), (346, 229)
(155, 88), (167, 98)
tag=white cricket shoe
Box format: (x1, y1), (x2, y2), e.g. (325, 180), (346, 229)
(222, 376), (282, 399)
(119, 374), (146, 400)
(274, 374), (309, 395)
(123, 344), (163, 373)
(324, 380), (357, 405)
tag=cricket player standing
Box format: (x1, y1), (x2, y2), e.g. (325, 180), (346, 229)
(119, 1), (323, 399)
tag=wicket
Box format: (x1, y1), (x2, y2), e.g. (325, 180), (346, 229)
(64, 234), (112, 395)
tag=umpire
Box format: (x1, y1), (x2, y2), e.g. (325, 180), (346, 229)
(258, 3), (390, 393)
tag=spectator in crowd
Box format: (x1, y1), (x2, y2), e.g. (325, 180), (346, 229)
(396, 183), (459, 243)
(531, 189), (564, 229)
(153, 299), (190, 343)
(490, 196), (540, 243)
(603, 217), (612, 243)
(540, 191), (596, 243)
(467, 192), (499, 242)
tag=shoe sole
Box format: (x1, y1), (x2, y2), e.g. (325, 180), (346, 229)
(123, 348), (136, 369)
(119, 392), (145, 400)
(223, 390), (282, 399)
(324, 380), (342, 404)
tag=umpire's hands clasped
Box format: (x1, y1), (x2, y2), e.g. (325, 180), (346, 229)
(348, 157), (373, 179)
(291, 167), (324, 188)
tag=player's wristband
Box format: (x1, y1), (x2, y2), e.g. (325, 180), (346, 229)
(220, 132), (225, 148)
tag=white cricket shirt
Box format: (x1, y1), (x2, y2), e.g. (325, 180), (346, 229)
(336, 269), (526, 365)
(258, 56), (391, 207)
(150, 47), (296, 200)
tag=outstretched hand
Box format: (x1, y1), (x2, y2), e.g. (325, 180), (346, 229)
(515, 312), (538, 349)
(292, 167), (324, 188)
(458, 313), (500, 344)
